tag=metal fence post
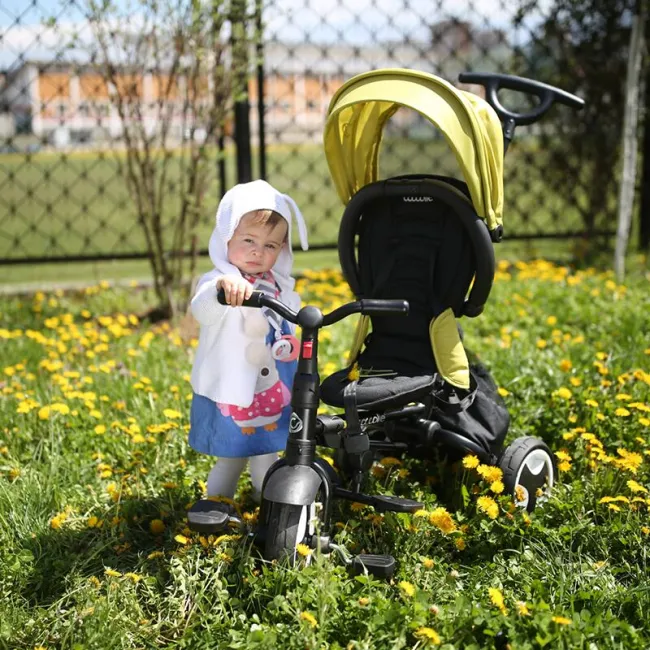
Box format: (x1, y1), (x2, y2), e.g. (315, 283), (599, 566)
(231, 0), (252, 184)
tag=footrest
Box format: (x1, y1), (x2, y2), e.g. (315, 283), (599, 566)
(334, 487), (423, 513)
(372, 494), (424, 513)
(350, 554), (395, 578)
(187, 499), (238, 534)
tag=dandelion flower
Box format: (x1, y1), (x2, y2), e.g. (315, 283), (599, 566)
(414, 627), (441, 645)
(104, 568), (122, 578)
(163, 408), (182, 419)
(627, 480), (648, 494)
(490, 480), (505, 494)
(516, 601), (531, 616)
(462, 454), (480, 469)
(552, 616), (572, 626)
(358, 597), (370, 606)
(488, 587), (508, 614)
(150, 519), (165, 534)
(299, 611), (318, 628)
(477, 496), (499, 519)
(477, 464), (503, 483)
(295, 543), (312, 557)
(398, 580), (415, 597)
(428, 507), (457, 534)
(174, 534), (189, 545)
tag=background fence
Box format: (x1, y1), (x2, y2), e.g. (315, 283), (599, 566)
(0, 0), (645, 265)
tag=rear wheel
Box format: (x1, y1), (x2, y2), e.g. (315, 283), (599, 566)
(264, 501), (315, 563)
(498, 437), (556, 512)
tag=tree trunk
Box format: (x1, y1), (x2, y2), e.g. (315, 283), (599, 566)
(614, 3), (646, 280)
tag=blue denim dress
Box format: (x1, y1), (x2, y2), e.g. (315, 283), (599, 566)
(189, 322), (296, 457)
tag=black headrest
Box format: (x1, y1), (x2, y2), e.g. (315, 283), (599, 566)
(338, 177), (495, 317)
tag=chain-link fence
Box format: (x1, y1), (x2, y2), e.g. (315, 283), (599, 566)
(1, 0), (635, 265)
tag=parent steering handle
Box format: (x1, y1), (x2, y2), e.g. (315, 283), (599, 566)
(459, 72), (584, 126)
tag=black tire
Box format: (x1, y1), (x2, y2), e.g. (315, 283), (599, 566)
(264, 502), (309, 563)
(498, 436), (556, 513)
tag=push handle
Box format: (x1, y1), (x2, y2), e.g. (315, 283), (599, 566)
(459, 72), (584, 126)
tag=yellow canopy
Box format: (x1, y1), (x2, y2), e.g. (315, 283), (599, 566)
(323, 68), (504, 230)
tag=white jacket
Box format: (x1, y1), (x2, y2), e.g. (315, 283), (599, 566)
(190, 180), (307, 407)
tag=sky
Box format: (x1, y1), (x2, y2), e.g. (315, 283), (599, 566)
(0, 0), (550, 69)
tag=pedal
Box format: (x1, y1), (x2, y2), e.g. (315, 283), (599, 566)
(350, 554), (395, 579)
(187, 499), (238, 534)
(372, 494), (423, 513)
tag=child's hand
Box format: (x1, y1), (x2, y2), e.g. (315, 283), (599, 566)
(217, 275), (253, 307)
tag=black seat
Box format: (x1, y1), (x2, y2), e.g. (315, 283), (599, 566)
(320, 176), (495, 411)
(320, 370), (436, 411)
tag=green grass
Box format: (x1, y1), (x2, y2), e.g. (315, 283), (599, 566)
(1, 260), (649, 649)
(0, 138), (591, 268)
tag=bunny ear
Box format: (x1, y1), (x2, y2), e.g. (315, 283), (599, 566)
(284, 194), (309, 251)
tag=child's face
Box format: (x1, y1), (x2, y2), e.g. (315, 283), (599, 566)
(227, 212), (288, 275)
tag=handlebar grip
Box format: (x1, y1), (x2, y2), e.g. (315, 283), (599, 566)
(359, 299), (409, 315)
(459, 72), (584, 126)
(217, 288), (265, 308)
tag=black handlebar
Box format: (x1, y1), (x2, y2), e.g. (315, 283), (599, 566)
(217, 289), (408, 326)
(459, 72), (584, 126)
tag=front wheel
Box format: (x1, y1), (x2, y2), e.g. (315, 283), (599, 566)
(264, 501), (315, 563)
(498, 436), (556, 512)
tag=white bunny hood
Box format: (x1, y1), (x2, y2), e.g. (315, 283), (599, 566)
(203, 180), (309, 300)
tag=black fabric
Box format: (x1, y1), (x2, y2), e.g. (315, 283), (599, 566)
(355, 193), (476, 376)
(430, 362), (510, 455)
(320, 369), (437, 411)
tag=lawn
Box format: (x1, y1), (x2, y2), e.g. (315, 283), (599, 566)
(0, 138), (590, 265)
(1, 259), (649, 649)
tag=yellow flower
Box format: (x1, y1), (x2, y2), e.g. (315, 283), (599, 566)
(299, 611), (318, 628)
(347, 362), (360, 381)
(488, 587), (508, 615)
(422, 557), (435, 569)
(559, 359), (572, 372)
(380, 456), (402, 467)
(477, 464), (503, 483)
(462, 454), (480, 469)
(414, 627), (441, 645)
(163, 408), (182, 419)
(94, 424), (106, 434)
(150, 519), (165, 534)
(428, 507), (456, 534)
(554, 387), (573, 400)
(552, 616), (572, 626)
(398, 580), (416, 597)
(558, 460), (572, 472)
(546, 315), (557, 326)
(295, 543), (312, 557)
(104, 568), (122, 577)
(615, 407), (631, 417)
(627, 480), (647, 493)
(477, 496), (499, 519)
(497, 387), (510, 397)
(555, 450), (572, 462)
(455, 537), (466, 551)
(641, 527), (650, 535)
(490, 480), (505, 494)
(358, 597), (370, 606)
(175, 534), (189, 545)
(516, 601), (531, 616)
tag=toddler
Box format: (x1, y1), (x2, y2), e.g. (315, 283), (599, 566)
(187, 180), (308, 531)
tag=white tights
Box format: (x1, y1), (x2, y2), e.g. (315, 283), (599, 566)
(206, 453), (278, 501)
